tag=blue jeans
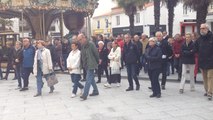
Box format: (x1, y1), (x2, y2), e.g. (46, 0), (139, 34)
(126, 63), (140, 88)
(82, 69), (99, 97)
(36, 67), (54, 94)
(71, 74), (84, 94)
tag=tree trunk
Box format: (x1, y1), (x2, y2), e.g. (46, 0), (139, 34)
(168, 0), (175, 37)
(196, 3), (209, 34)
(154, 0), (161, 33)
(129, 13), (135, 37)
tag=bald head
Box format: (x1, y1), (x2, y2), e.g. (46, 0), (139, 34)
(77, 33), (87, 45)
(23, 38), (30, 48)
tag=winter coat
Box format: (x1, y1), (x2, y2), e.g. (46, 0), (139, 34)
(145, 45), (162, 70)
(67, 49), (81, 74)
(181, 41), (195, 64)
(194, 31), (213, 69)
(33, 48), (53, 76)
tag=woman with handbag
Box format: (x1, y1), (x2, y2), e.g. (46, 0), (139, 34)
(67, 42), (84, 98)
(104, 41), (121, 88)
(33, 40), (55, 97)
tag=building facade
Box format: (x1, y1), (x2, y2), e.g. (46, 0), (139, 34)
(92, 1), (197, 37)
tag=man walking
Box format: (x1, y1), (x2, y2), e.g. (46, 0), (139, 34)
(78, 33), (99, 100)
(20, 38), (35, 91)
(194, 23), (213, 100)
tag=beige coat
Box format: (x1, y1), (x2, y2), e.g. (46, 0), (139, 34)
(33, 48), (53, 76)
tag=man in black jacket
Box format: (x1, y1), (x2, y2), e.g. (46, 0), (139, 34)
(155, 31), (170, 90)
(123, 34), (140, 91)
(194, 23), (213, 100)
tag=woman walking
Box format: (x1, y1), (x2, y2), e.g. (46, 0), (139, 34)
(33, 40), (54, 97)
(67, 42), (84, 98)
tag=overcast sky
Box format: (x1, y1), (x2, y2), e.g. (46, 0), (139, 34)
(93, 0), (116, 17)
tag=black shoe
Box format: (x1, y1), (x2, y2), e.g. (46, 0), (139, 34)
(150, 94), (156, 98)
(20, 87), (29, 91)
(89, 92), (99, 96)
(80, 95), (87, 100)
(12, 78), (17, 80)
(126, 87), (133, 91)
(148, 87), (152, 89)
(136, 85), (140, 91)
(204, 93), (208, 96)
(156, 94), (161, 98)
(34, 93), (42, 97)
(208, 95), (212, 101)
(81, 79), (86, 82)
(161, 85), (165, 90)
(49, 86), (54, 93)
(179, 89), (184, 94)
(96, 81), (101, 84)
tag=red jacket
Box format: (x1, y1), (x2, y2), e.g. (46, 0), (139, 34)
(173, 39), (184, 58)
(117, 39), (124, 53)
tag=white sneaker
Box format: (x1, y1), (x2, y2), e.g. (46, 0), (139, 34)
(71, 94), (76, 98)
(116, 83), (120, 87)
(104, 83), (111, 88)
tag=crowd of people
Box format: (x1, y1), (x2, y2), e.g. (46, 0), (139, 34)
(0, 23), (213, 101)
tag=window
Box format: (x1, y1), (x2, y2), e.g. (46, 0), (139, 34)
(97, 20), (100, 29)
(135, 13), (140, 23)
(116, 16), (120, 25)
(211, 3), (213, 9)
(105, 19), (109, 28)
(183, 6), (187, 15)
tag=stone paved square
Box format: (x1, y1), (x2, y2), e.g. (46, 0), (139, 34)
(0, 73), (212, 120)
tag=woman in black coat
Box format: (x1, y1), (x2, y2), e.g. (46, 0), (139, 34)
(96, 41), (109, 83)
(145, 37), (162, 98)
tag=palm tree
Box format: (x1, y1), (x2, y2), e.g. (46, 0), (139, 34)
(154, 0), (161, 33)
(183, 0), (213, 33)
(0, 18), (13, 31)
(115, 0), (149, 36)
(164, 0), (179, 37)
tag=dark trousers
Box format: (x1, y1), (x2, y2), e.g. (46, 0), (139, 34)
(97, 65), (109, 82)
(148, 68), (161, 95)
(126, 63), (140, 88)
(174, 58), (182, 77)
(54, 57), (64, 72)
(22, 67), (33, 88)
(83, 68), (87, 79)
(109, 67), (121, 84)
(161, 61), (167, 86)
(63, 54), (69, 70)
(0, 64), (2, 79)
(15, 64), (22, 87)
(4, 62), (16, 79)
(71, 74), (84, 94)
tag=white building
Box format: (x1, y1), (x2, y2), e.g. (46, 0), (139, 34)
(109, 2), (197, 37)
